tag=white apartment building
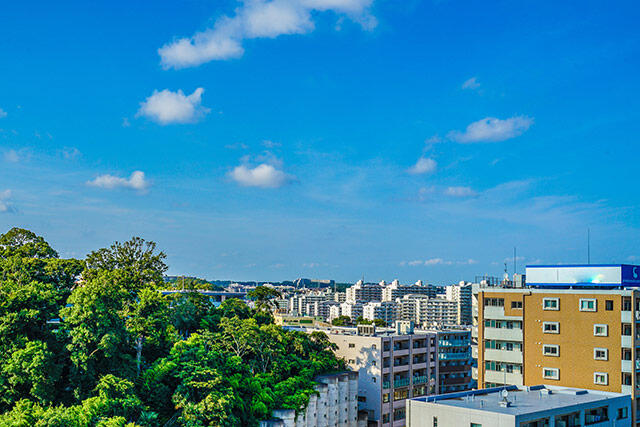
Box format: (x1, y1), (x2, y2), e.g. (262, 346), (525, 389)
(314, 324), (439, 427)
(445, 281), (473, 325)
(398, 294), (458, 327)
(261, 371), (364, 427)
(382, 281), (438, 302)
(341, 302), (364, 320)
(346, 280), (383, 303)
(363, 301), (398, 325)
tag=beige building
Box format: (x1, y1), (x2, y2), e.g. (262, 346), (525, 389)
(476, 264), (640, 425)
(308, 323), (439, 427)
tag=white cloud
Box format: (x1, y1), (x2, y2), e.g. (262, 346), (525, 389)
(4, 149), (20, 163)
(137, 88), (209, 125)
(0, 190), (13, 213)
(461, 77), (480, 90)
(61, 147), (81, 160)
(0, 108), (6, 118)
(408, 157), (437, 175)
(444, 186), (477, 197)
(159, 0), (376, 69)
(447, 116), (533, 143)
(87, 171), (150, 192)
(229, 163), (293, 188)
(403, 257), (476, 267)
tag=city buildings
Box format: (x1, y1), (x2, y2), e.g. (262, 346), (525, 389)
(346, 280), (384, 303)
(381, 280), (439, 302)
(305, 323), (439, 427)
(475, 264), (640, 423)
(406, 385), (632, 427)
(445, 281), (473, 325)
(398, 294), (459, 328)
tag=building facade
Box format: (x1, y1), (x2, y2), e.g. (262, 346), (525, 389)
(476, 264), (640, 424)
(317, 325), (439, 427)
(437, 329), (474, 393)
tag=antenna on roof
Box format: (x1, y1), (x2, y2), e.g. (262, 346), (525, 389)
(513, 247), (517, 275)
(587, 228), (591, 264)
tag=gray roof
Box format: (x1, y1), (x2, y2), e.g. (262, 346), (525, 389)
(412, 385), (626, 417)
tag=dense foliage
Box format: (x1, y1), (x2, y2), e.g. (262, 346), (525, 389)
(0, 228), (345, 426)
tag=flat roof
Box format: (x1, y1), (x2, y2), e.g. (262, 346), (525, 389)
(412, 385), (626, 417)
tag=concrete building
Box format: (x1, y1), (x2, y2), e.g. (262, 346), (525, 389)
(315, 324), (439, 426)
(381, 281), (439, 302)
(346, 280), (383, 303)
(398, 295), (458, 327)
(261, 371), (363, 427)
(476, 264), (640, 423)
(341, 302), (364, 320)
(363, 301), (399, 325)
(445, 281), (473, 325)
(407, 384), (632, 427)
(437, 329), (474, 393)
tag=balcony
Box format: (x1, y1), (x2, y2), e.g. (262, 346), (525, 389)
(439, 352), (470, 360)
(393, 348), (410, 357)
(484, 349), (523, 364)
(622, 311), (632, 323)
(622, 360), (633, 373)
(413, 375), (428, 385)
(439, 339), (469, 347)
(484, 370), (523, 386)
(382, 381), (391, 389)
(484, 327), (522, 341)
(394, 377), (410, 388)
(622, 335), (633, 348)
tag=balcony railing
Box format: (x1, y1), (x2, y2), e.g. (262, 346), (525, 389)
(383, 381), (391, 389)
(439, 352), (470, 360)
(413, 375), (428, 385)
(439, 340), (469, 347)
(394, 377), (410, 388)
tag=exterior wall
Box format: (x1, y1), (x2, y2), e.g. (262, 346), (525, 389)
(261, 372), (359, 427)
(406, 400), (515, 426)
(437, 330), (473, 393)
(327, 332), (438, 427)
(523, 291), (623, 392)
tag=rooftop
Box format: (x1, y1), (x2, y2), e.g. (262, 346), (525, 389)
(412, 385), (627, 416)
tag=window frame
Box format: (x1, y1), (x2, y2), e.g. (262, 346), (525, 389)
(542, 344), (560, 357)
(593, 372), (608, 385)
(543, 321), (559, 334)
(579, 298), (597, 312)
(593, 324), (608, 337)
(542, 367), (560, 380)
(542, 297), (559, 311)
(593, 348), (608, 361)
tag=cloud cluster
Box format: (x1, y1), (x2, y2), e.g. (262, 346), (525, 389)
(87, 171), (150, 192)
(137, 88), (209, 125)
(159, 0), (376, 69)
(407, 157), (437, 175)
(402, 258), (477, 266)
(448, 116), (533, 143)
(461, 77), (480, 90)
(0, 190), (13, 213)
(229, 163), (292, 188)
(444, 186), (477, 197)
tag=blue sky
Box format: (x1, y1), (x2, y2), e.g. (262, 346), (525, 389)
(1, 0), (639, 284)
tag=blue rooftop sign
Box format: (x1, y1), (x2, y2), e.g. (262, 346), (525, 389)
(526, 264), (640, 287)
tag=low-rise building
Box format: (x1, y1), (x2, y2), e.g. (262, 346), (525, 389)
(406, 384), (631, 427)
(261, 371), (362, 427)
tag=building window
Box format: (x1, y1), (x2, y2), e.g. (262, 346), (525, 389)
(605, 300), (613, 311)
(511, 301), (522, 309)
(579, 298), (597, 312)
(543, 322), (559, 334)
(543, 298), (559, 310)
(372, 344), (377, 349)
(382, 393), (389, 403)
(470, 424), (482, 427)
(543, 367), (559, 380)
(348, 343), (355, 348)
(618, 407), (629, 419)
(585, 406), (608, 424)
(484, 298), (504, 307)
(593, 372), (608, 385)
(593, 348), (608, 361)
(542, 344), (559, 357)
(593, 324), (608, 337)
(433, 416), (437, 427)
(382, 413), (389, 423)
(348, 359), (355, 364)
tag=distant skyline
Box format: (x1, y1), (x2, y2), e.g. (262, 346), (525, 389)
(1, 0), (640, 283)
